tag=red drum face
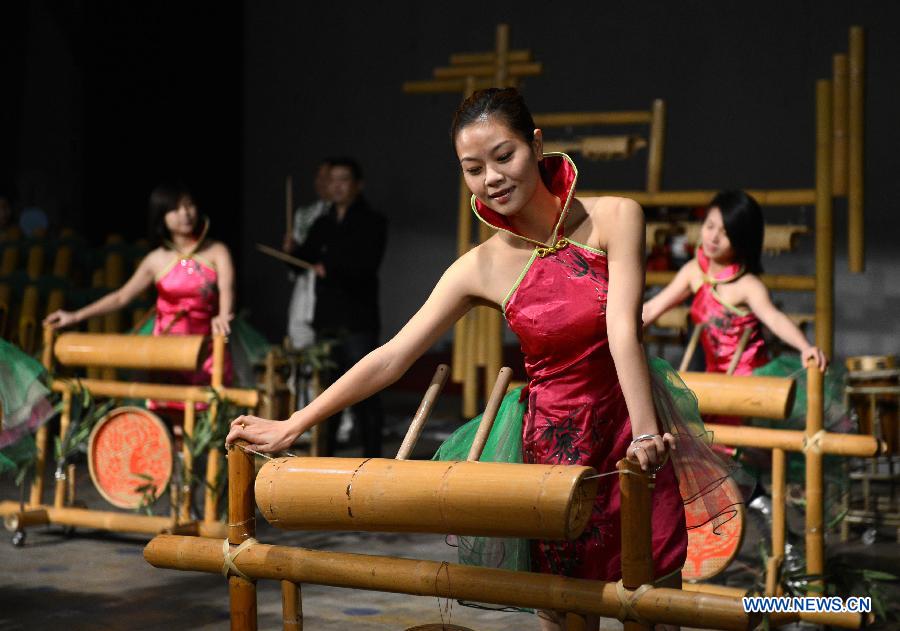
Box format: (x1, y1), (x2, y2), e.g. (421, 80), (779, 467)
(682, 476), (746, 581)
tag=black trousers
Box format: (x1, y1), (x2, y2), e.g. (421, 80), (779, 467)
(319, 329), (384, 457)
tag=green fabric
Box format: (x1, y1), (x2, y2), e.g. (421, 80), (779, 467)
(0, 338), (53, 447)
(433, 386), (530, 573)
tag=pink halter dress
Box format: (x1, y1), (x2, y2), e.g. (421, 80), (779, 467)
(149, 249), (232, 411)
(689, 248), (769, 377)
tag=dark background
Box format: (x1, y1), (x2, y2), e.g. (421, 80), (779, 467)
(4, 0), (898, 358)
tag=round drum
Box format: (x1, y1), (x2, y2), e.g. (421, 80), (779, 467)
(87, 406), (173, 509)
(846, 355), (899, 454)
(682, 477), (745, 581)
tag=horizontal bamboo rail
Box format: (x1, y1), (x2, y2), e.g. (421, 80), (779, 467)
(54, 333), (205, 370)
(647, 222), (809, 254)
(433, 61), (541, 79)
(679, 372), (795, 419)
(533, 110), (654, 127)
(402, 79), (492, 94)
(449, 50), (531, 65)
(255, 457), (598, 539)
(49, 378), (258, 408)
(648, 271), (815, 291)
(705, 423), (884, 456)
(144, 535), (758, 630)
(579, 189), (816, 207)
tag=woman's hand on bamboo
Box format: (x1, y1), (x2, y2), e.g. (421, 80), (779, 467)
(226, 414), (299, 453)
(627, 432), (676, 472)
(43, 309), (79, 330)
(802, 345), (828, 372)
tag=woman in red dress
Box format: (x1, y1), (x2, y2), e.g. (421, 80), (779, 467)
(229, 89), (734, 631)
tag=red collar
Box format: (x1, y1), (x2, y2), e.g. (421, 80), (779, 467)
(470, 152), (578, 248)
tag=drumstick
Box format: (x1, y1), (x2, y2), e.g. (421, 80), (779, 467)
(467, 366), (513, 461)
(285, 175), (294, 238)
(396, 364), (450, 460)
(255, 243), (315, 271)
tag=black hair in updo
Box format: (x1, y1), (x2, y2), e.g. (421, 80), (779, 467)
(708, 190), (765, 274)
(450, 87), (536, 146)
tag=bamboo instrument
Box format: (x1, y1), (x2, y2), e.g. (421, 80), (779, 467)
(679, 372), (795, 419)
(494, 23), (509, 87)
(725, 328), (752, 376)
(49, 379), (258, 409)
(832, 54), (849, 196)
(646, 99), (666, 193)
(847, 26), (865, 273)
(227, 441), (257, 630)
(26, 245), (43, 278)
(815, 81), (835, 358)
(618, 459), (654, 631)
(805, 361), (824, 593)
(144, 535), (758, 631)
(0, 246), (18, 274)
(468, 367), (512, 461)
(653, 222), (809, 255)
(462, 310), (478, 418)
(542, 135), (647, 161)
(54, 332), (204, 371)
(51, 243), (73, 278)
(396, 364), (449, 460)
(255, 457), (598, 540)
(30, 327), (55, 506)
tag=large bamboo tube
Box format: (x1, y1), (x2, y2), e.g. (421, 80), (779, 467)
(815, 80), (834, 357)
(49, 379), (258, 408)
(53, 390), (73, 508)
(144, 535), (758, 630)
(255, 457), (598, 540)
(578, 189), (816, 208)
(648, 271), (815, 292)
(468, 367), (513, 461)
(227, 441), (257, 630)
(646, 99), (665, 193)
(832, 54), (849, 196)
(619, 459), (653, 630)
(533, 111), (653, 127)
(54, 333), (204, 370)
(848, 26), (865, 272)
(4, 504), (174, 534)
(705, 423), (882, 457)
(433, 62), (540, 80)
(204, 335), (226, 524)
(396, 364), (449, 460)
(766, 448), (787, 596)
(653, 222), (809, 255)
(805, 362), (824, 594)
(679, 372), (795, 419)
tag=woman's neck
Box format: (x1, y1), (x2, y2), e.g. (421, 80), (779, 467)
(169, 233), (197, 254)
(508, 181), (561, 244)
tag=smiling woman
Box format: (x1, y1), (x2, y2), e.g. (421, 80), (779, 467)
(227, 88), (742, 631)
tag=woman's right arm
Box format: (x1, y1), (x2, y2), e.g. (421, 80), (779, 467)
(226, 253), (479, 452)
(43, 253), (159, 329)
(640, 259), (696, 327)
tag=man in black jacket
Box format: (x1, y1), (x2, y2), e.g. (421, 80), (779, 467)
(294, 157), (387, 456)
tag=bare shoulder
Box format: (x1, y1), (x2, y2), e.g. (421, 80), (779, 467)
(736, 272), (767, 295)
(141, 246), (172, 271)
(576, 196), (644, 251)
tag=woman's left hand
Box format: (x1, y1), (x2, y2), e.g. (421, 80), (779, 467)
(212, 313), (233, 336)
(627, 432), (677, 472)
(802, 346), (828, 372)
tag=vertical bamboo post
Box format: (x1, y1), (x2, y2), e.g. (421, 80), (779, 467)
(204, 334), (226, 524)
(396, 364), (450, 460)
(227, 440), (257, 630)
(66, 463), (76, 506)
(805, 361), (825, 594)
(494, 23), (510, 87)
(452, 77), (476, 386)
(181, 402), (196, 522)
(30, 326), (56, 506)
(53, 390), (73, 508)
(766, 448), (787, 596)
(848, 26), (865, 273)
(814, 80), (834, 358)
(831, 54), (849, 197)
(646, 99), (666, 193)
(264, 350), (277, 419)
(618, 458), (653, 630)
(281, 581), (301, 631)
(467, 367), (513, 461)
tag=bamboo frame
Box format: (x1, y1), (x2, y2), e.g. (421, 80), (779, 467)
(815, 80), (834, 357)
(618, 459), (654, 631)
(805, 363), (825, 594)
(449, 49), (531, 65)
(646, 99), (665, 193)
(766, 448), (786, 596)
(204, 335), (226, 524)
(847, 26), (865, 272)
(832, 54), (849, 197)
(704, 423), (881, 457)
(433, 61), (540, 80)
(227, 441), (257, 629)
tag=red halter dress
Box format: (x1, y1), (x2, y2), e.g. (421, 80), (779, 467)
(689, 248), (769, 378)
(472, 154), (688, 580)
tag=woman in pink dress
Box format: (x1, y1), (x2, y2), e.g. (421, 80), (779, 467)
(44, 184), (235, 406)
(228, 89), (736, 631)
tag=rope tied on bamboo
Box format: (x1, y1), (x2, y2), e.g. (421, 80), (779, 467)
(222, 537), (258, 581)
(803, 429), (827, 454)
(615, 580), (653, 626)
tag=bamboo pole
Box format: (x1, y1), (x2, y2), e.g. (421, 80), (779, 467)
(725, 328), (752, 376)
(646, 99), (665, 193)
(30, 327), (55, 506)
(0, 246), (18, 275)
(396, 364), (450, 460)
(433, 62), (540, 80)
(66, 463), (76, 506)
(255, 457), (598, 539)
(51, 243), (73, 278)
(54, 332), (205, 370)
(705, 423), (882, 457)
(402, 78), (493, 94)
(204, 335), (226, 525)
(19, 285), (39, 353)
(815, 80), (834, 357)
(227, 441), (257, 630)
(281, 581), (301, 631)
(494, 23), (510, 87)
(181, 403), (196, 522)
(679, 372), (795, 419)
(848, 26), (865, 273)
(805, 361), (824, 594)
(53, 390), (73, 508)
(766, 448), (787, 596)
(832, 54), (849, 196)
(48, 379), (258, 408)
(468, 367), (513, 461)
(577, 189), (817, 207)
(144, 535), (758, 630)
(678, 325), (703, 373)
(533, 111), (654, 127)
(450, 50), (530, 65)
(618, 459), (653, 630)
(648, 271), (816, 292)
